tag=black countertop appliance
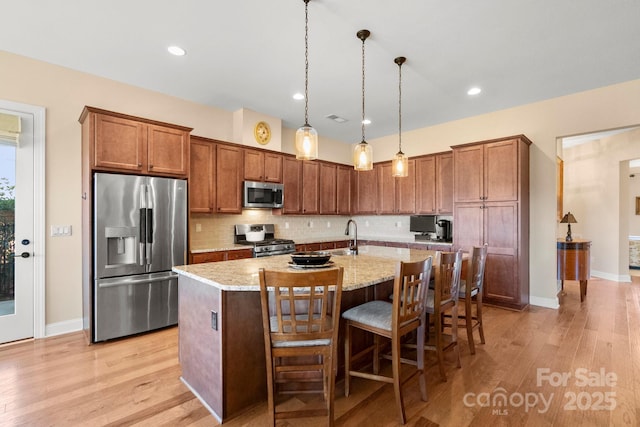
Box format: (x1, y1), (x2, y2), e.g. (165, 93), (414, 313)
(436, 219), (452, 242)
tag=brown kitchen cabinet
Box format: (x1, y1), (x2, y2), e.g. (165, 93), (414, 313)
(377, 160), (416, 214)
(354, 168), (377, 214)
(226, 248), (254, 260)
(216, 144), (243, 214)
(454, 137), (522, 203)
(415, 152), (453, 214)
(302, 161), (319, 214)
(452, 135), (531, 310)
(319, 162), (337, 214)
(191, 251), (226, 264)
(190, 248), (253, 264)
(281, 156), (303, 214)
(80, 107), (190, 178)
(436, 152), (453, 214)
(336, 165), (353, 215)
(243, 149), (282, 183)
(189, 137), (216, 213)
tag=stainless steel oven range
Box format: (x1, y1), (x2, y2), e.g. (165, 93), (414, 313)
(234, 224), (296, 257)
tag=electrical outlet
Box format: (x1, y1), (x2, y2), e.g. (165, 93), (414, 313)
(195, 223), (202, 232)
(285, 222), (289, 229)
(308, 221), (314, 228)
(327, 221), (331, 228)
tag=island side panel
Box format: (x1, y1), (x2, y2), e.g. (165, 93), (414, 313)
(222, 290), (267, 418)
(178, 275), (223, 419)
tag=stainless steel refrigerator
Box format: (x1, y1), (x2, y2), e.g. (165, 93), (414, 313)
(92, 172), (186, 342)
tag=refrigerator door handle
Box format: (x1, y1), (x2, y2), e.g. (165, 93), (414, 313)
(97, 272), (178, 288)
(146, 207), (153, 266)
(139, 207), (146, 265)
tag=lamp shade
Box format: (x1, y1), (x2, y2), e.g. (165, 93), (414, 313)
(560, 212), (577, 224)
(295, 124), (318, 160)
(353, 141), (373, 171)
(391, 151), (408, 177)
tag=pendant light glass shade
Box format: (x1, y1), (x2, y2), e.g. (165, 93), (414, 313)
(354, 141), (373, 170)
(354, 29), (373, 171)
(392, 151), (408, 177)
(392, 56), (408, 177)
(295, 0), (318, 160)
(295, 124), (318, 160)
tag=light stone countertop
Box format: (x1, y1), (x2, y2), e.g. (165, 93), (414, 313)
(173, 245), (440, 292)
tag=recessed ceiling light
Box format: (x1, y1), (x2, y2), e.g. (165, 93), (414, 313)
(293, 93), (304, 100)
(467, 87), (481, 95)
(167, 46), (186, 56)
(362, 119), (371, 125)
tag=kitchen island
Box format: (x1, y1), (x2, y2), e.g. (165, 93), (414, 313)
(173, 245), (440, 422)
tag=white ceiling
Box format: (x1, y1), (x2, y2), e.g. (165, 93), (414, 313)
(2, 0), (640, 143)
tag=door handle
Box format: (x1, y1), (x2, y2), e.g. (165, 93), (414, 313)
(11, 252), (30, 258)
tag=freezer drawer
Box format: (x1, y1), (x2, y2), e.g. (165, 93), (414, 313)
(94, 272), (178, 342)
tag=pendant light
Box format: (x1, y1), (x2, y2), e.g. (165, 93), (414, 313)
(392, 56), (408, 177)
(353, 29), (373, 171)
(295, 0), (318, 160)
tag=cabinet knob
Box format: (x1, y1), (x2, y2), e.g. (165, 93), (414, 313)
(149, 164), (154, 169)
(138, 163), (142, 167)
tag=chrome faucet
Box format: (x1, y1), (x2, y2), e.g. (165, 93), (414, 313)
(345, 219), (358, 254)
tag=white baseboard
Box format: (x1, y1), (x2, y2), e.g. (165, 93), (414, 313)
(590, 270), (631, 283)
(529, 296), (559, 309)
(45, 318), (83, 337)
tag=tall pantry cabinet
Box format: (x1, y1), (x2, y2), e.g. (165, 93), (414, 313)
(453, 135), (531, 310)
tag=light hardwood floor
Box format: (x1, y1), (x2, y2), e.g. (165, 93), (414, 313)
(1, 277), (639, 426)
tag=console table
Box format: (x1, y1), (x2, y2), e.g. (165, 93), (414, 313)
(557, 239), (591, 302)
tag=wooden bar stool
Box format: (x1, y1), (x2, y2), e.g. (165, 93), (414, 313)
(258, 267), (344, 427)
(342, 257), (433, 424)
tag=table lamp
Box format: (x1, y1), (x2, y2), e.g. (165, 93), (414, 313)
(560, 212), (577, 241)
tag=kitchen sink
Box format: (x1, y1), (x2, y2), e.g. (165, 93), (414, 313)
(331, 249), (358, 256)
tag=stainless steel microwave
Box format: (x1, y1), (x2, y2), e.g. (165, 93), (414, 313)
(243, 181), (284, 208)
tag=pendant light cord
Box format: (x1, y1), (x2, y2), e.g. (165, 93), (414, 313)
(398, 60), (402, 153)
(361, 36), (366, 142)
(304, 0), (310, 126)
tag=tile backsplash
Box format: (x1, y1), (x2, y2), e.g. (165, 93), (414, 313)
(189, 211), (430, 250)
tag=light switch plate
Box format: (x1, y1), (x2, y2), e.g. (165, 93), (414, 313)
(51, 225), (72, 237)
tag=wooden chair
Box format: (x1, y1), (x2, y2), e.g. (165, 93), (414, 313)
(258, 267), (344, 427)
(342, 257), (433, 424)
(459, 245), (488, 354)
(425, 250), (463, 381)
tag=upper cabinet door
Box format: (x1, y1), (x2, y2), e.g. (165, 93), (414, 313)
(94, 114), (146, 172)
(147, 124), (189, 177)
(263, 153), (283, 183)
(453, 144), (484, 202)
(336, 165), (352, 215)
(436, 152), (453, 213)
(415, 155), (436, 214)
(189, 138), (216, 213)
(282, 156), (302, 214)
(216, 144), (243, 214)
(243, 149), (265, 182)
(302, 161), (319, 214)
(377, 163), (396, 214)
(319, 162), (337, 214)
(396, 159), (416, 214)
(355, 169), (377, 214)
(484, 139), (519, 202)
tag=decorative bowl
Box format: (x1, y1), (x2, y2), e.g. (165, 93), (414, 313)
(290, 251), (332, 266)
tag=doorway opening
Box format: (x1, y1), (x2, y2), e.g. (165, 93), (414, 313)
(558, 125), (640, 284)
